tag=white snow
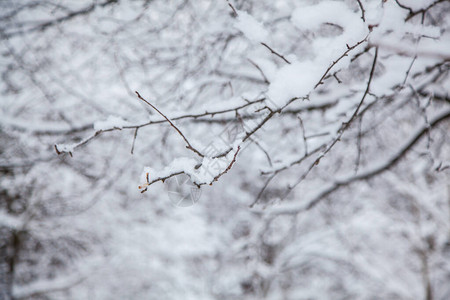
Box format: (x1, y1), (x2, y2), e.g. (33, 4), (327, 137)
(397, 0), (437, 11)
(235, 10), (269, 43)
(141, 145), (240, 186)
(266, 61), (324, 109)
(370, 1), (445, 60)
(141, 157), (198, 183)
(291, 1), (367, 50)
(292, 1), (363, 40)
(266, 1), (368, 108)
(54, 143), (76, 153)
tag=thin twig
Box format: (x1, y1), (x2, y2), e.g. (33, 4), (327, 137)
(356, 0), (366, 22)
(343, 47), (378, 129)
(225, 1), (291, 65)
(297, 115), (308, 156)
(261, 143), (325, 176)
(260, 42), (291, 64)
(250, 144), (324, 208)
(139, 171), (184, 193)
(130, 127), (139, 154)
(211, 146), (241, 183)
(402, 56), (417, 87)
(248, 59), (270, 84)
(226, 0), (238, 16)
(249, 173), (276, 208)
(355, 116), (363, 174)
(281, 47), (378, 199)
(315, 35), (369, 88)
(135, 91), (204, 157)
(249, 138), (273, 167)
(242, 111), (276, 142)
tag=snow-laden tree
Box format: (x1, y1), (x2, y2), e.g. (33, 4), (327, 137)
(1, 0), (449, 299)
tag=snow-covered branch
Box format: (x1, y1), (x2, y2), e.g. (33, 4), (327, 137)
(271, 108), (450, 215)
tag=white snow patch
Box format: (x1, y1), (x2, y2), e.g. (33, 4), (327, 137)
(55, 143), (76, 153)
(235, 10), (269, 43)
(266, 61), (324, 109)
(292, 1), (366, 46)
(141, 145), (240, 186)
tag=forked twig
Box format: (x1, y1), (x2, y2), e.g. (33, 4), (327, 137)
(315, 35), (369, 88)
(212, 146), (241, 184)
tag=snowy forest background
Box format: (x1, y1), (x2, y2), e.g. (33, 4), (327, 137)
(1, 0), (450, 299)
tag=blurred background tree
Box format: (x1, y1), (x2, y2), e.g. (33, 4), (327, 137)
(1, 0), (449, 299)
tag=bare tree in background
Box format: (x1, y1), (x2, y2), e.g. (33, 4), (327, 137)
(1, 0), (450, 299)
